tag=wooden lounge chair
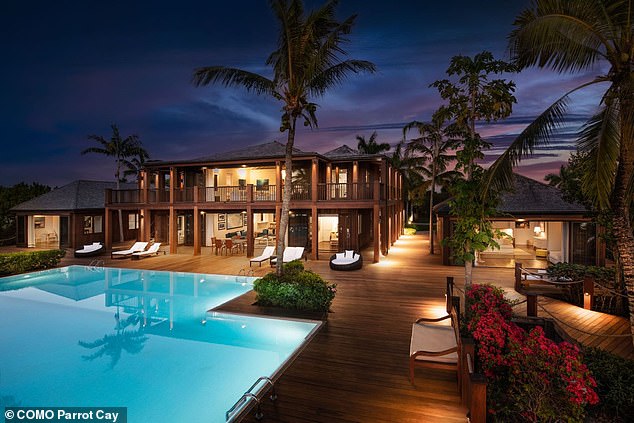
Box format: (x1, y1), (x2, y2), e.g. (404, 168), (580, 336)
(409, 304), (461, 385)
(111, 241), (149, 259)
(250, 246), (275, 267)
(131, 243), (162, 260)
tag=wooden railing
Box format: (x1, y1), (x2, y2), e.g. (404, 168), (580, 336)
(106, 182), (389, 205)
(317, 182), (373, 201)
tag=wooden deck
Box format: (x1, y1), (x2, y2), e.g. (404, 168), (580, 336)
(49, 233), (634, 420)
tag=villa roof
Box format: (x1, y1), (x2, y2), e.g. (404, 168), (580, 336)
(322, 144), (385, 161)
(434, 174), (588, 216)
(147, 141), (320, 166)
(11, 180), (134, 212)
(144, 141), (389, 168)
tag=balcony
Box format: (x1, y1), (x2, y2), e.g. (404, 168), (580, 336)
(107, 182), (385, 206)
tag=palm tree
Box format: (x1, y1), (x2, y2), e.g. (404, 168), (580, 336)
(82, 124), (148, 242)
(356, 131), (391, 154)
(123, 150), (150, 182)
(388, 141), (426, 227)
(403, 112), (459, 254)
(487, 0), (634, 343)
(192, 0), (375, 275)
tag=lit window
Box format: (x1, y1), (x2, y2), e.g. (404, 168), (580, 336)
(128, 214), (139, 230)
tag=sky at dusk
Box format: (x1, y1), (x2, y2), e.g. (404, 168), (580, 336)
(0, 0), (608, 187)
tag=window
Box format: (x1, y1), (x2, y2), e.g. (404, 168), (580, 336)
(83, 215), (103, 234)
(93, 216), (103, 233)
(128, 213), (139, 230)
(83, 216), (93, 234)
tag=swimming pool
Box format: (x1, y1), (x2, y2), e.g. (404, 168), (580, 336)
(0, 266), (321, 422)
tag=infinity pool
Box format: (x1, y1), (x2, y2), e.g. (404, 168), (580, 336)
(0, 266), (321, 422)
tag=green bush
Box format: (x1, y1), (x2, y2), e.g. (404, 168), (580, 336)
(0, 250), (66, 276)
(253, 260), (336, 312)
(584, 347), (634, 422)
(403, 227), (417, 235)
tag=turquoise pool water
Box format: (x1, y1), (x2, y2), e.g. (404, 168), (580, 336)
(0, 266), (320, 422)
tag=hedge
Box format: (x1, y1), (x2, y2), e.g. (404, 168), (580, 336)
(584, 347), (634, 422)
(253, 260), (336, 312)
(0, 250), (66, 276)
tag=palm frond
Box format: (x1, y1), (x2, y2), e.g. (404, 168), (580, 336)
(192, 66), (276, 96)
(308, 60), (375, 96)
(510, 0), (614, 73)
(578, 103), (620, 209)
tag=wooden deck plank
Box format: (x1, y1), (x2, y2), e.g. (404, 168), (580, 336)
(47, 233), (632, 421)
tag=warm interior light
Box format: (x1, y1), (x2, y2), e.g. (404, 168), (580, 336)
(533, 225), (542, 235)
(237, 168), (247, 179)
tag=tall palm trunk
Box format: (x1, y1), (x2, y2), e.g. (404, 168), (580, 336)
(276, 119), (297, 276)
(464, 240), (473, 286)
(429, 158), (437, 254)
(615, 105), (634, 346)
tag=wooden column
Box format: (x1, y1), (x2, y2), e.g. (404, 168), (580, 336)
(311, 206), (318, 260)
(326, 163), (332, 200)
(169, 167), (175, 204)
(105, 208), (112, 250)
(142, 208), (151, 241)
(352, 161), (358, 200)
(311, 159), (318, 203)
(373, 181), (380, 263)
(275, 161), (282, 202)
(141, 170), (148, 204)
(169, 207), (177, 254)
(193, 206), (201, 256)
(526, 294), (538, 317)
(246, 185), (254, 257)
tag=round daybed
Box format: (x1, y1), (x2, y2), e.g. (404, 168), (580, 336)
(74, 242), (105, 258)
(329, 251), (363, 271)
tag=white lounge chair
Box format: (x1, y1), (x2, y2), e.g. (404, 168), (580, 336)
(111, 241), (149, 259)
(74, 242), (104, 258)
(131, 243), (162, 260)
(270, 246), (305, 266)
(250, 246), (275, 267)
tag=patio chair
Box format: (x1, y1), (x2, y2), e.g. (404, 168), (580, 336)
(131, 243), (162, 260)
(111, 241), (149, 259)
(250, 246), (275, 267)
(214, 238), (225, 255)
(225, 239), (240, 255)
(409, 305), (461, 385)
(270, 246), (305, 266)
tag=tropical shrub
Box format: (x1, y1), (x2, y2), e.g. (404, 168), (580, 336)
(253, 260), (336, 312)
(583, 347), (634, 422)
(466, 284), (598, 422)
(403, 227), (417, 235)
(0, 249), (66, 276)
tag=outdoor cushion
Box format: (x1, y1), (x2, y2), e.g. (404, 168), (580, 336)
(410, 323), (458, 364)
(336, 253), (344, 260)
(345, 250), (354, 258)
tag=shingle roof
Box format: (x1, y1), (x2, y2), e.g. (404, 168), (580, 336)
(150, 141), (317, 166)
(434, 174), (588, 216)
(10, 180), (134, 212)
(323, 144), (386, 160)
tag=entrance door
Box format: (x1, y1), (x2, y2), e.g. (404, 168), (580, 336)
(59, 216), (70, 247)
(289, 212), (309, 250)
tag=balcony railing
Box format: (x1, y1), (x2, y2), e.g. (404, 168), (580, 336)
(111, 189), (140, 204)
(107, 182), (386, 205)
(317, 183), (373, 201)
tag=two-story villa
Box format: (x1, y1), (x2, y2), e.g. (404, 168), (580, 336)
(105, 141), (404, 263)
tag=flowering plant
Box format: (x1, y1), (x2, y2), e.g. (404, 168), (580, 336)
(465, 284), (598, 422)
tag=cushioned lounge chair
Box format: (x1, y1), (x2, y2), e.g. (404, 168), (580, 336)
(409, 305), (461, 385)
(329, 250), (362, 271)
(270, 246), (305, 266)
(131, 243), (162, 260)
(74, 242), (104, 258)
(111, 241), (148, 259)
(250, 246), (275, 267)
